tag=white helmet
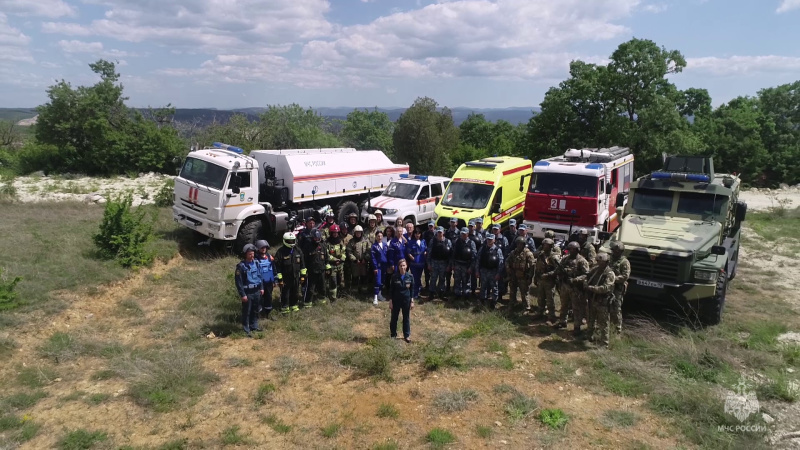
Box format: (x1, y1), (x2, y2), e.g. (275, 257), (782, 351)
(353, 225), (364, 232)
(282, 232), (296, 247)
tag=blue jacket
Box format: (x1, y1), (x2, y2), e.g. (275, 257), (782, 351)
(390, 271), (414, 303)
(406, 238), (427, 266)
(371, 241), (389, 269)
(388, 237), (406, 266)
(235, 259), (263, 297)
(256, 254), (277, 283)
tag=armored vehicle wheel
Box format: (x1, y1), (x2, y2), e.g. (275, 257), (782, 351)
(699, 271), (727, 326)
(235, 220), (263, 254)
(337, 200), (359, 224)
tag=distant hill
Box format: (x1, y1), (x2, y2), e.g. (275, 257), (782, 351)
(0, 106), (538, 127)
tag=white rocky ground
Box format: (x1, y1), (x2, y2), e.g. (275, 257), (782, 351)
(9, 172), (174, 206)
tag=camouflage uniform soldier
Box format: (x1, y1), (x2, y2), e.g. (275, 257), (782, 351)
(507, 237), (535, 308)
(608, 241), (630, 333)
(346, 225), (371, 295)
(326, 224), (346, 300)
(557, 241), (590, 331)
(533, 238), (561, 322)
(577, 228), (596, 267)
(452, 227), (476, 298)
(585, 253), (616, 347)
(543, 229), (561, 254)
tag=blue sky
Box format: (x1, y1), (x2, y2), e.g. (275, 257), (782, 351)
(1, 0), (799, 109)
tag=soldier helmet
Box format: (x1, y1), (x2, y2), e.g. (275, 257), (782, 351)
(578, 228), (589, 236)
(544, 230), (555, 239)
(353, 225), (364, 233)
(460, 227), (469, 234)
(610, 241), (625, 251)
(255, 239), (270, 250)
(567, 241), (580, 251)
(367, 214), (377, 221)
(486, 233), (495, 241)
(312, 229), (322, 241)
(374, 210), (384, 216)
(242, 243), (257, 254)
(515, 237), (525, 246)
(329, 224), (340, 233)
(509, 219), (517, 226)
(596, 252), (610, 263)
(542, 238), (554, 247)
(282, 232), (296, 247)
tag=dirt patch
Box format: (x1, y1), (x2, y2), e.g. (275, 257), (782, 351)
(740, 188), (800, 212)
(11, 173), (172, 206)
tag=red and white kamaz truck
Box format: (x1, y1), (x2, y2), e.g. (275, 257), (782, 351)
(173, 143), (408, 249)
(523, 146), (634, 244)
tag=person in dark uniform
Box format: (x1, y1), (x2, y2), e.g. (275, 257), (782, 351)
(427, 227), (453, 300)
(474, 233), (504, 309)
(275, 232), (307, 314)
(235, 244), (263, 337)
(444, 217), (459, 293)
(389, 258), (415, 343)
(422, 222), (436, 291)
(405, 228), (427, 301)
(453, 227), (477, 299)
(304, 229), (330, 307)
(255, 240), (277, 321)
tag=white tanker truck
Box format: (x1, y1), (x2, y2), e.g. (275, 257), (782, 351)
(173, 143), (409, 249)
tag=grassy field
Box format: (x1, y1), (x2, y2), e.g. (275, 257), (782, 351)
(0, 203), (798, 449)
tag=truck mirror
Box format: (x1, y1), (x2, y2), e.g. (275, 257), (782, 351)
(710, 245), (726, 255)
(615, 192), (626, 207)
(598, 231), (612, 241)
(735, 201), (747, 223)
(492, 203), (501, 214)
(232, 186), (240, 194)
(606, 182), (613, 194)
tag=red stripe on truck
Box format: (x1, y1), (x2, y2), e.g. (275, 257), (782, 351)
(502, 164), (531, 176)
(294, 167), (408, 182)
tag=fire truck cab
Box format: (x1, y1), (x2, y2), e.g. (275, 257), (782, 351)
(523, 146), (634, 244)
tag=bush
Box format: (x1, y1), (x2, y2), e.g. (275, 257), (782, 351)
(154, 178), (174, 207)
(93, 193), (156, 268)
(0, 267), (22, 311)
(425, 428), (456, 448)
(16, 141), (63, 175)
(539, 408), (569, 429)
(59, 428), (108, 450)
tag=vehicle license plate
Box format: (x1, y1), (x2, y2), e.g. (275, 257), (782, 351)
(636, 279), (664, 289)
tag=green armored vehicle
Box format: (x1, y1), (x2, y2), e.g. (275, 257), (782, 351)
(607, 156), (747, 325)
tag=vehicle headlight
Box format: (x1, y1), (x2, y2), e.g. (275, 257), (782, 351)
(694, 269), (717, 283)
(384, 209), (398, 215)
(208, 223), (221, 232)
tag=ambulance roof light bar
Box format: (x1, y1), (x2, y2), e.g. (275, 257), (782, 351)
(212, 142), (244, 154)
(399, 174), (430, 181)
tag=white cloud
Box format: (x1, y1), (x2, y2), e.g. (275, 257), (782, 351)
(642, 3), (668, 13)
(0, 12), (34, 64)
(58, 40), (104, 53)
(687, 55), (800, 76)
(41, 22), (93, 36)
(0, 0), (76, 18)
(776, 0), (800, 13)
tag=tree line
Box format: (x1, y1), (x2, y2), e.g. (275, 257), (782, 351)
(0, 38), (798, 186)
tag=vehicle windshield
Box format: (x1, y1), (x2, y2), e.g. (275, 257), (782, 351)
(441, 182), (494, 209)
(631, 188), (674, 213)
(382, 182), (419, 200)
(529, 173), (598, 197)
(677, 192), (727, 216)
(180, 157), (228, 190)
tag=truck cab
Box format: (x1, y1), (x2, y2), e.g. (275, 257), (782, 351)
(523, 147), (634, 244)
(362, 174), (450, 226)
(607, 156), (747, 325)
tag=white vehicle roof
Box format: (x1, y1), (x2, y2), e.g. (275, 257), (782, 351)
(389, 175), (451, 185)
(187, 149), (257, 171)
(535, 146), (633, 177)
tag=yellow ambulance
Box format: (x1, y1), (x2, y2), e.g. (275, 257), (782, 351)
(433, 156), (533, 229)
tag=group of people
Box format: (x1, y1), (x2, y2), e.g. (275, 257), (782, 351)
(235, 208), (631, 346)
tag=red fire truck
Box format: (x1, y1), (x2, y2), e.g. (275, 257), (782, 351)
(523, 146), (634, 244)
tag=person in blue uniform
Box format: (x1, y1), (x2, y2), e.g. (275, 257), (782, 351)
(235, 244), (263, 337)
(255, 240), (277, 320)
(389, 258), (415, 343)
(371, 231), (389, 305)
(388, 225), (407, 270)
(405, 228), (427, 301)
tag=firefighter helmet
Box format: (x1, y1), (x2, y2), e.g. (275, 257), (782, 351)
(282, 233), (296, 247)
(329, 224), (340, 233)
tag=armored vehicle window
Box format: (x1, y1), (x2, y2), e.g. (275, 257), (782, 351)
(442, 182), (494, 209)
(383, 182), (419, 200)
(530, 173), (598, 197)
(677, 192), (726, 216)
(180, 157), (227, 190)
(632, 189), (674, 213)
(431, 183), (443, 197)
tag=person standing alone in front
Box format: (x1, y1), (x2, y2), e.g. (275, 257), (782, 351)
(389, 259), (414, 343)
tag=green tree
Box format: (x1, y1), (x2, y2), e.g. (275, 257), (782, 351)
(258, 104), (341, 149)
(32, 60), (185, 175)
(392, 97), (459, 176)
(757, 81), (800, 185)
(340, 108), (394, 158)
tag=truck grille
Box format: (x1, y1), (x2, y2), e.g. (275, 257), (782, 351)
(538, 211), (581, 223)
(179, 199), (208, 215)
(628, 250), (690, 282)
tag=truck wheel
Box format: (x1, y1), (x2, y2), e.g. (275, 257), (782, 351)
(337, 201), (359, 224)
(699, 271), (727, 326)
(235, 220), (262, 253)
